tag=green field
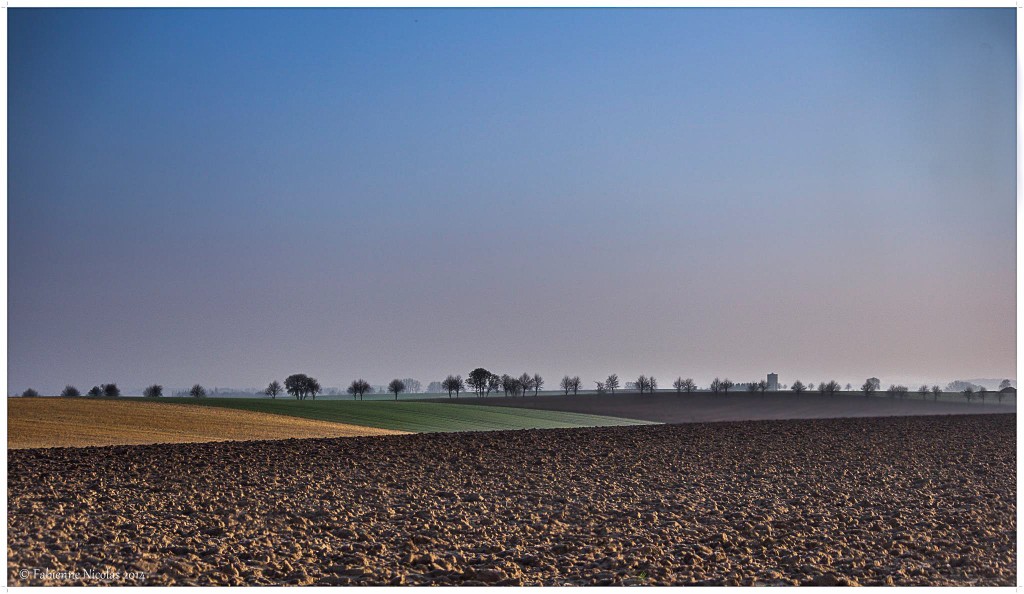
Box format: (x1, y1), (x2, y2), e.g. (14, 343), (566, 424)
(157, 397), (654, 433)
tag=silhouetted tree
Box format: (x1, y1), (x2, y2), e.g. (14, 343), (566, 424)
(821, 380), (840, 396)
(190, 384), (206, 398)
(844, 383), (852, 391)
(561, 375), (573, 396)
(649, 377), (657, 392)
(861, 379), (876, 398)
(21, 388), (39, 398)
(103, 383), (120, 398)
(963, 386), (975, 402)
(710, 377), (722, 394)
(388, 379), (406, 400)
(806, 382), (816, 392)
(918, 385), (929, 400)
(143, 384), (163, 398)
(886, 384), (897, 398)
(347, 379), (371, 400)
(606, 374), (620, 394)
(721, 379), (734, 394)
(87, 386), (102, 398)
(893, 385), (909, 399)
(487, 373), (501, 396)
(572, 376), (582, 395)
(401, 379), (422, 394)
(635, 375), (649, 394)
(931, 385), (942, 401)
(978, 386), (987, 405)
(519, 373), (533, 397)
(673, 377), (686, 393)
(680, 378), (696, 393)
(791, 380), (806, 394)
(500, 374), (516, 397)
(999, 379), (1013, 390)
(595, 381), (606, 394)
(467, 368), (491, 397)
(532, 373), (543, 396)
(454, 375), (465, 398)
(757, 380), (768, 396)
(747, 382), (758, 393)
(61, 385), (81, 398)
(441, 375), (459, 398)
(285, 374), (311, 400)
(265, 380), (283, 399)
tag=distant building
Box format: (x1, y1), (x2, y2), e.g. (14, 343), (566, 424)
(767, 373), (779, 391)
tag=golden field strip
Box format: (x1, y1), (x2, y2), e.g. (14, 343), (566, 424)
(7, 398), (406, 449)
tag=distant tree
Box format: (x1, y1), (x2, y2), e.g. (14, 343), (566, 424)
(721, 379), (734, 394)
(635, 375), (648, 394)
(817, 382), (827, 395)
(978, 386), (987, 405)
(821, 380), (840, 397)
(21, 388), (39, 398)
(519, 373), (534, 397)
(844, 383), (852, 391)
(861, 380), (877, 398)
(500, 374), (515, 397)
(487, 373), (501, 396)
(426, 381), (444, 394)
(441, 375), (458, 398)
(649, 377), (657, 392)
(673, 377), (686, 393)
(61, 385), (81, 398)
(747, 382), (758, 393)
(102, 383), (120, 398)
(680, 378), (696, 393)
(388, 379), (406, 400)
(963, 385), (975, 402)
(757, 380), (769, 396)
(454, 375), (465, 398)
(894, 385), (909, 399)
(918, 385), (929, 400)
(931, 385), (942, 401)
(401, 379), (422, 394)
(305, 378), (321, 401)
(947, 380), (983, 393)
(605, 374), (620, 394)
(571, 376), (582, 396)
(87, 386), (102, 398)
(347, 379), (371, 400)
(467, 368), (491, 397)
(265, 380), (283, 399)
(532, 373), (543, 396)
(190, 384), (206, 398)
(791, 380), (806, 394)
(560, 375), (573, 396)
(285, 374), (310, 400)
(595, 381), (606, 394)
(143, 384), (163, 398)
(806, 382), (816, 392)
(996, 388), (1009, 404)
(710, 377), (722, 394)
(886, 384), (897, 398)
(999, 379), (1013, 390)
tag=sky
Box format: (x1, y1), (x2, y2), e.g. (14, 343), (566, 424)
(8, 8), (1016, 395)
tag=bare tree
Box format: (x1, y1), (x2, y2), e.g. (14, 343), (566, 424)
(595, 381), (606, 394)
(285, 374), (310, 400)
(487, 373), (501, 396)
(931, 385), (942, 401)
(401, 379), (422, 394)
(635, 375), (650, 394)
(519, 373), (534, 397)
(143, 384), (163, 398)
(791, 380), (806, 394)
(806, 382), (816, 392)
(894, 385), (909, 399)
(844, 383), (852, 391)
(963, 385), (975, 403)
(500, 374), (515, 397)
(467, 368), (491, 397)
(102, 383), (120, 398)
(721, 379), (734, 394)
(190, 384), (206, 398)
(265, 380), (283, 399)
(532, 373), (543, 396)
(673, 377), (686, 393)
(978, 386), (987, 405)
(560, 375), (573, 396)
(861, 379), (876, 398)
(441, 375), (458, 398)
(87, 386), (102, 398)
(572, 376), (582, 396)
(918, 385), (929, 400)
(649, 377), (657, 392)
(347, 379), (371, 400)
(21, 388), (39, 397)
(757, 380), (768, 396)
(605, 374), (620, 394)
(710, 377), (722, 394)
(747, 382), (758, 393)
(680, 378), (696, 393)
(61, 385), (81, 398)
(821, 380), (840, 397)
(388, 379), (406, 400)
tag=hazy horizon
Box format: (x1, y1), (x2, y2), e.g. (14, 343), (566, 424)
(9, 8), (1016, 396)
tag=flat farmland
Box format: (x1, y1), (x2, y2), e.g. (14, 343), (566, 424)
(430, 391), (1015, 424)
(8, 414), (1015, 586)
(7, 398), (405, 449)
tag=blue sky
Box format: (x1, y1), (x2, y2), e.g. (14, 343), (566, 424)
(9, 8), (1016, 394)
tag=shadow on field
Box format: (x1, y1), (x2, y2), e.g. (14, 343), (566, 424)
(425, 391), (1015, 424)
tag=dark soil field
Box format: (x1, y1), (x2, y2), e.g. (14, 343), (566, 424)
(430, 391), (1015, 424)
(8, 414), (1015, 586)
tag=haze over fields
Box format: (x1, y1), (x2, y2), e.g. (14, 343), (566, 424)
(8, 9), (1015, 395)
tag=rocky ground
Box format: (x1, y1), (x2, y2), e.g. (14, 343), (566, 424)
(8, 414), (1016, 586)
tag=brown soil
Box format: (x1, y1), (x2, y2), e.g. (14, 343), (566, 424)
(7, 414), (1015, 586)
(7, 398), (404, 448)
(429, 391), (1015, 424)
